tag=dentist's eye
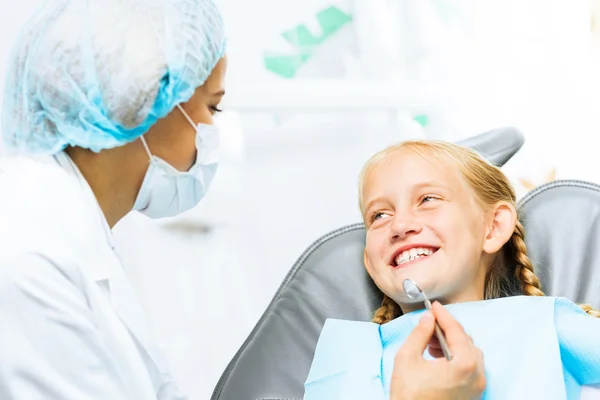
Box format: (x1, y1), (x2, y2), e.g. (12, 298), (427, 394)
(210, 105), (223, 114)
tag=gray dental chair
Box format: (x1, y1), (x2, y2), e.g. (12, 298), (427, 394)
(211, 128), (600, 400)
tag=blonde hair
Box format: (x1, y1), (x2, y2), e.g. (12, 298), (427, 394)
(359, 140), (600, 324)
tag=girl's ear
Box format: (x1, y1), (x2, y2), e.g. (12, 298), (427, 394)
(483, 202), (517, 254)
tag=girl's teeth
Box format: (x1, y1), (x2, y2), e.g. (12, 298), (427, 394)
(395, 248), (435, 265)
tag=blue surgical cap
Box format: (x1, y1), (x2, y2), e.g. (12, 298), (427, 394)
(1, 0), (226, 155)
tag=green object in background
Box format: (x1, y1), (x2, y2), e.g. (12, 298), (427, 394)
(414, 115), (429, 127)
(282, 6), (353, 48)
(264, 54), (312, 79)
(264, 6), (353, 79)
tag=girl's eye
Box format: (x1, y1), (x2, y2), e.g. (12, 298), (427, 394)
(421, 195), (439, 204)
(371, 211), (390, 223)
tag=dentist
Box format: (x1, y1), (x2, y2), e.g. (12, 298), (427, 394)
(0, 0), (226, 398)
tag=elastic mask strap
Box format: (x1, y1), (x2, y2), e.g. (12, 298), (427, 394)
(177, 104), (198, 129)
(140, 136), (153, 160)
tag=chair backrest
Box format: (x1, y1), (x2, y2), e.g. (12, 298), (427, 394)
(210, 127), (525, 400)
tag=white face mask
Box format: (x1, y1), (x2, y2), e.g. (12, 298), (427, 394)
(132, 104), (219, 219)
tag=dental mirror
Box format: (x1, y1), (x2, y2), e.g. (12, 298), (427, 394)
(402, 279), (423, 299)
(402, 279), (453, 360)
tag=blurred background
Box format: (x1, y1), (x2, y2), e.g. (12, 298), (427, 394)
(2, 0), (600, 398)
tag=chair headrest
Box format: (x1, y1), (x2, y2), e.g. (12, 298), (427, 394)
(518, 180), (600, 306)
(456, 127), (524, 167)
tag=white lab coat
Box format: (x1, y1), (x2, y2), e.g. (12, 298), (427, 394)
(0, 153), (185, 399)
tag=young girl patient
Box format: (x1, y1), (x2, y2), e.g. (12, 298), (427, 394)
(304, 140), (600, 400)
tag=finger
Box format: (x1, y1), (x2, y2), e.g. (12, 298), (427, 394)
(427, 346), (445, 359)
(431, 301), (471, 350)
(396, 311), (436, 362)
(428, 335), (441, 349)
(427, 335), (442, 355)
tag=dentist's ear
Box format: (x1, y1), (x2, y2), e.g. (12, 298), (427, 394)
(483, 202), (517, 254)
